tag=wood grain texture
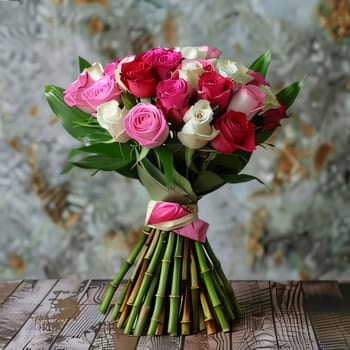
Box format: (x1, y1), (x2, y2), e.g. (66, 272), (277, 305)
(0, 279), (57, 349)
(303, 281), (350, 350)
(271, 281), (319, 350)
(4, 277), (81, 350)
(0, 280), (21, 304)
(50, 279), (109, 349)
(0, 279), (349, 349)
(229, 280), (278, 350)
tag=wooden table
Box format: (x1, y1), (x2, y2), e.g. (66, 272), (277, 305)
(0, 279), (349, 349)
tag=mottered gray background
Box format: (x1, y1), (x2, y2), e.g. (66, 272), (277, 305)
(0, 0), (349, 281)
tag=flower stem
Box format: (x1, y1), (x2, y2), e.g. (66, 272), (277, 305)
(200, 290), (216, 334)
(147, 231), (176, 335)
(181, 283), (191, 335)
(168, 234), (184, 336)
(124, 230), (167, 334)
(110, 280), (129, 321)
(190, 245), (200, 333)
(99, 226), (152, 314)
(204, 239), (241, 316)
(194, 241), (231, 332)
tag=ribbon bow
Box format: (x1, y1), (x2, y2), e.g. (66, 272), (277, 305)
(145, 200), (209, 242)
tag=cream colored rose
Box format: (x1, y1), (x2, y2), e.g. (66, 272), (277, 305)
(86, 62), (104, 80)
(96, 100), (130, 142)
(174, 46), (207, 59)
(177, 100), (219, 149)
(217, 60), (253, 84)
(178, 60), (205, 91)
(259, 85), (280, 112)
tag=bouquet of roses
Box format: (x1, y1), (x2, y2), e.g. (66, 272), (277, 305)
(45, 46), (301, 336)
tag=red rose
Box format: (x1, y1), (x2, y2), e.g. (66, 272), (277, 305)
(248, 70), (269, 86)
(141, 48), (182, 80)
(211, 110), (256, 153)
(263, 102), (287, 130)
(120, 60), (157, 98)
(198, 71), (233, 112)
(156, 78), (189, 123)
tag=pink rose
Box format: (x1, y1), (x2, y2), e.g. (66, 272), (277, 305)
(248, 70), (269, 86)
(198, 45), (222, 59)
(64, 71), (97, 113)
(123, 103), (169, 148)
(263, 102), (287, 130)
(141, 48), (182, 80)
(198, 71), (233, 112)
(211, 110), (256, 153)
(120, 60), (157, 98)
(227, 85), (265, 118)
(81, 75), (122, 111)
(156, 78), (189, 123)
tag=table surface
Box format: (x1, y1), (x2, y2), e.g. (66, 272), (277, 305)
(0, 279), (349, 349)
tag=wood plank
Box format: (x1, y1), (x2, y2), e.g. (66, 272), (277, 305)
(183, 332), (209, 350)
(92, 282), (126, 350)
(270, 281), (319, 350)
(5, 277), (81, 350)
(0, 280), (21, 304)
(303, 281), (350, 350)
(50, 279), (110, 349)
(230, 280), (278, 349)
(0, 280), (57, 349)
(136, 334), (183, 349)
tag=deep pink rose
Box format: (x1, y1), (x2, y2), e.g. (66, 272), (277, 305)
(198, 71), (233, 112)
(141, 48), (182, 80)
(63, 71), (97, 113)
(263, 102), (287, 130)
(123, 103), (169, 148)
(248, 70), (269, 86)
(120, 60), (157, 98)
(211, 110), (256, 153)
(81, 75), (122, 111)
(227, 85), (265, 118)
(156, 78), (189, 123)
(198, 45), (222, 59)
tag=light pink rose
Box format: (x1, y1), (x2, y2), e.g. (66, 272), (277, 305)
(64, 71), (97, 113)
(227, 85), (265, 118)
(141, 48), (182, 80)
(123, 103), (169, 148)
(198, 45), (222, 59)
(81, 75), (122, 112)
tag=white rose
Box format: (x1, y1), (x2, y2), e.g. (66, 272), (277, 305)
(86, 62), (104, 80)
(217, 60), (253, 84)
(96, 100), (130, 142)
(174, 46), (207, 59)
(177, 100), (219, 149)
(259, 85), (280, 112)
(178, 60), (205, 91)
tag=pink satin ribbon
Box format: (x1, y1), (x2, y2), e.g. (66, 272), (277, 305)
(145, 201), (209, 242)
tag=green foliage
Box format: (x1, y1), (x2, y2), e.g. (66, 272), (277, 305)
(78, 56), (92, 73)
(277, 80), (303, 110)
(249, 49), (271, 77)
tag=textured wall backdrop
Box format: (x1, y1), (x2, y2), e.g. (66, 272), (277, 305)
(0, 0), (349, 281)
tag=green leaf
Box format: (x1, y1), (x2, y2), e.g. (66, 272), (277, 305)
(154, 147), (175, 189)
(45, 85), (112, 144)
(193, 170), (226, 196)
(220, 173), (264, 185)
(72, 155), (131, 171)
(136, 147), (150, 163)
(276, 80), (303, 110)
(255, 127), (276, 145)
(75, 142), (135, 160)
(60, 163), (75, 175)
(121, 91), (137, 110)
(185, 147), (195, 170)
(249, 49), (271, 77)
(79, 56), (92, 73)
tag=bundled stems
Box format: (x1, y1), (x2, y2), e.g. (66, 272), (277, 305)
(102, 226), (240, 336)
